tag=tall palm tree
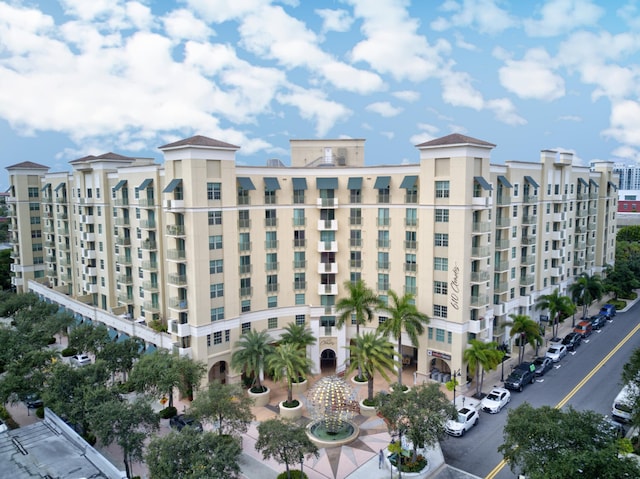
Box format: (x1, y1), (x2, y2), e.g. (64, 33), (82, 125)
(568, 273), (604, 320)
(508, 314), (542, 363)
(336, 280), (383, 336)
(266, 343), (313, 406)
(231, 329), (273, 393)
(535, 288), (574, 338)
(279, 322), (317, 351)
(463, 340), (504, 397)
(345, 331), (400, 403)
(377, 290), (430, 386)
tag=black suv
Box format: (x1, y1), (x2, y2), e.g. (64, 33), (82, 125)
(504, 362), (536, 392)
(589, 314), (606, 330)
(169, 414), (203, 432)
(562, 332), (582, 351)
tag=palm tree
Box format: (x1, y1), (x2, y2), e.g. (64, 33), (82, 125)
(336, 280), (382, 336)
(509, 314), (542, 363)
(231, 329), (273, 393)
(535, 289), (574, 338)
(463, 340), (504, 397)
(568, 273), (604, 320)
(267, 343), (313, 406)
(279, 323), (317, 351)
(378, 290), (430, 386)
(345, 331), (399, 403)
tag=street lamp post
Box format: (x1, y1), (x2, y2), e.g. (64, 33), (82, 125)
(452, 369), (462, 406)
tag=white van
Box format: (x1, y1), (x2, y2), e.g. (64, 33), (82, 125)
(612, 384), (636, 423)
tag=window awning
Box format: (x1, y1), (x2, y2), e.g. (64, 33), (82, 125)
(608, 181), (618, 191)
(589, 179), (599, 188)
(138, 178), (153, 190)
(264, 177), (281, 191)
(400, 175), (418, 189)
(497, 175), (512, 188)
(237, 177), (256, 190)
(316, 177), (338, 189)
(145, 344), (157, 355)
(163, 178), (182, 193)
(113, 179), (127, 192)
(54, 183), (65, 192)
(524, 176), (539, 188)
(347, 177), (362, 189)
(374, 176), (391, 189)
(292, 178), (307, 190)
(474, 176), (493, 191)
(41, 183), (51, 192)
(116, 333), (130, 343)
(578, 178), (589, 188)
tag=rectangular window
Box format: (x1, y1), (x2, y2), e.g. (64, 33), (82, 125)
(208, 211), (222, 225)
(295, 314), (305, 326)
(265, 231), (278, 249)
(433, 281), (448, 294)
(265, 209), (277, 227)
(29, 202), (40, 211)
(241, 300), (251, 312)
(293, 189), (305, 204)
(293, 209), (305, 226)
(209, 259), (223, 274)
(225, 330), (230, 342)
(513, 205), (518, 217)
(209, 235), (223, 250)
(378, 316), (387, 325)
(434, 305), (448, 318)
(428, 327), (433, 340)
(377, 208), (390, 226)
(213, 331), (222, 344)
(436, 328), (445, 341)
(295, 294), (305, 305)
(435, 208), (449, 222)
(350, 188), (361, 203)
(266, 274), (278, 292)
(210, 283), (224, 298)
(405, 208), (417, 226)
(377, 230), (390, 248)
(210, 307), (224, 321)
(434, 257), (448, 271)
(268, 317), (278, 329)
(241, 322), (251, 334)
(350, 208), (362, 226)
(207, 334), (211, 347)
(434, 233), (448, 247)
(268, 296), (277, 308)
(448, 331), (452, 344)
(377, 273), (389, 291)
(28, 187), (39, 198)
(435, 180), (450, 198)
(207, 182), (221, 200)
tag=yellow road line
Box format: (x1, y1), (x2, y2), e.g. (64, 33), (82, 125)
(484, 322), (640, 479)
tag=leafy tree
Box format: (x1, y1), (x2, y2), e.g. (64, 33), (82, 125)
(0, 249), (11, 291)
(146, 428), (242, 479)
(534, 289), (573, 338)
(129, 350), (205, 407)
(376, 383), (456, 465)
(603, 262), (640, 299)
(279, 322), (316, 351)
(267, 342), (313, 406)
(255, 418), (319, 479)
(230, 329), (274, 393)
(68, 323), (111, 355)
(508, 314), (543, 363)
(189, 381), (254, 436)
(617, 225), (640, 242)
(336, 280), (382, 337)
(0, 292), (40, 318)
(377, 290), (429, 385)
(95, 337), (142, 382)
(90, 397), (159, 479)
(568, 273), (604, 319)
(463, 339), (504, 396)
(345, 331), (399, 403)
(0, 348), (58, 404)
(621, 347), (640, 428)
(498, 403), (640, 479)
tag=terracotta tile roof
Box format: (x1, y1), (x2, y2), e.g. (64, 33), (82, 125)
(69, 155), (97, 164)
(69, 152), (136, 164)
(159, 135), (240, 150)
(6, 161), (49, 170)
(416, 133), (495, 148)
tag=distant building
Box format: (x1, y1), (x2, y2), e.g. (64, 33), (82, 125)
(613, 163), (640, 190)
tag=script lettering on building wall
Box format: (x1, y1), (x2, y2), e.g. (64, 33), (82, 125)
(449, 263), (460, 310)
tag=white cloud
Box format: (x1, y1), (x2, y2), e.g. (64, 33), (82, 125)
(276, 87), (352, 136)
(162, 9), (214, 42)
(523, 0), (604, 37)
(604, 100), (640, 146)
(410, 123), (440, 145)
(365, 101), (403, 117)
(380, 131), (394, 139)
(392, 90), (420, 102)
(498, 48), (565, 101)
(558, 115), (582, 122)
(486, 98), (526, 126)
(431, 0), (516, 35)
(439, 70), (484, 109)
(315, 8), (353, 33)
(611, 145), (640, 162)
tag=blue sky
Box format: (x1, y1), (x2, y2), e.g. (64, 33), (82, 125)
(2, 0), (640, 191)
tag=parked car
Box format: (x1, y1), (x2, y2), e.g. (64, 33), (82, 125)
(71, 354), (91, 366)
(24, 394), (43, 409)
(0, 419), (7, 433)
(169, 414), (203, 432)
(533, 356), (554, 376)
(600, 304), (617, 318)
(545, 344), (568, 362)
(504, 362), (536, 392)
(562, 332), (582, 351)
(573, 320), (593, 338)
(481, 387), (511, 414)
(589, 314), (606, 330)
(445, 406), (479, 436)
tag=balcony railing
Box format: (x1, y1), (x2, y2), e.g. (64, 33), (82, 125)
(140, 219), (156, 229)
(166, 225), (185, 236)
(167, 249), (186, 260)
(117, 274), (133, 284)
(239, 264), (252, 274)
(168, 273), (187, 285)
(142, 281), (159, 291)
(141, 240), (157, 250)
(470, 294), (489, 307)
(141, 260), (158, 270)
(519, 275), (535, 286)
(471, 271), (490, 282)
(404, 262), (417, 272)
(168, 298), (188, 309)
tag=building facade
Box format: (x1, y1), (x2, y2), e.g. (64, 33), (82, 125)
(6, 134), (618, 385)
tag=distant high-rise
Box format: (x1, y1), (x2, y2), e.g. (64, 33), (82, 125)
(613, 163), (640, 190)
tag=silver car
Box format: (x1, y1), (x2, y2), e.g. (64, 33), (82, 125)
(545, 344), (567, 362)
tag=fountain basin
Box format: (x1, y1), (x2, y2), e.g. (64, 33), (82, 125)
(306, 420), (359, 448)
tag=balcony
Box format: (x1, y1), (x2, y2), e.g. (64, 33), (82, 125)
(45, 254), (56, 263)
(113, 198), (129, 207)
(588, 207), (597, 215)
(82, 232), (95, 242)
(172, 343), (192, 358)
(166, 224), (185, 236)
(116, 255), (132, 265)
(293, 260), (306, 269)
(471, 246), (490, 258)
(377, 217), (390, 227)
(81, 249), (96, 260)
(140, 219), (156, 229)
(55, 196), (68, 204)
(167, 249), (186, 261)
(472, 196), (492, 208)
(144, 301), (160, 313)
(495, 239), (510, 250)
(550, 267), (563, 277)
(350, 260), (362, 269)
(163, 199), (184, 210)
(317, 241), (338, 252)
(43, 210), (53, 219)
(586, 252), (595, 261)
(168, 273), (187, 285)
(470, 294), (489, 307)
(142, 260), (158, 271)
(57, 228), (69, 236)
(550, 230), (565, 241)
(522, 215), (537, 225)
(495, 217), (510, 228)
(552, 212), (565, 222)
(377, 239), (390, 249)
(81, 215), (94, 224)
(494, 261), (509, 272)
(405, 218), (418, 227)
(521, 255), (535, 266)
(494, 281), (508, 293)
(316, 198), (338, 208)
(519, 275), (535, 286)
(468, 319), (487, 334)
(550, 248), (564, 259)
(587, 237), (595, 246)
(471, 270), (490, 282)
(168, 298), (188, 310)
(60, 273), (72, 282)
(574, 258), (585, 267)
(117, 293), (134, 304)
(317, 219), (338, 230)
(239, 264), (252, 274)
(83, 266), (97, 277)
(84, 283), (98, 294)
(170, 320), (190, 337)
(376, 261), (389, 270)
(521, 235), (536, 245)
(293, 281), (307, 290)
(587, 222), (596, 231)
(115, 218), (130, 226)
(496, 195), (511, 205)
(349, 217), (361, 226)
(116, 236), (131, 246)
(265, 261), (279, 272)
(319, 284), (338, 295)
(318, 262), (337, 274)
(141, 240), (157, 250)
(117, 274), (133, 284)
(349, 238), (362, 248)
(138, 197), (155, 208)
(472, 222), (491, 233)
(142, 281), (159, 291)
(575, 241), (586, 250)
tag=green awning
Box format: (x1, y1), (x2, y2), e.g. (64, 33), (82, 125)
(497, 176), (512, 188)
(524, 176), (540, 188)
(374, 176), (391, 189)
(400, 176), (418, 189)
(474, 176), (493, 191)
(163, 178), (182, 193)
(264, 177), (281, 191)
(589, 179), (599, 188)
(54, 183), (65, 192)
(347, 177), (362, 189)
(316, 177), (338, 189)
(237, 177), (256, 190)
(41, 183), (51, 192)
(578, 178), (589, 188)
(138, 178), (153, 190)
(113, 179), (127, 192)
(292, 178), (307, 190)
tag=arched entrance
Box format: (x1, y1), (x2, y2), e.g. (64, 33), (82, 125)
(320, 349), (336, 373)
(208, 361), (227, 384)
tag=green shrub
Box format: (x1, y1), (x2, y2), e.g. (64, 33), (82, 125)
(277, 470), (307, 479)
(83, 432), (97, 446)
(61, 347), (77, 357)
(610, 299), (626, 310)
(362, 398), (376, 407)
(47, 336), (56, 345)
(281, 399), (300, 408)
(0, 406), (19, 429)
(353, 374), (369, 383)
(250, 385), (268, 394)
(159, 406), (177, 419)
(35, 406), (45, 419)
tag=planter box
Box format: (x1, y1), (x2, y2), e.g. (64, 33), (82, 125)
(359, 399), (377, 417)
(351, 376), (369, 386)
(291, 379), (308, 394)
(279, 400), (303, 420)
(248, 387), (270, 407)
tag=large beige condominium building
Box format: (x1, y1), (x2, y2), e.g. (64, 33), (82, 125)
(6, 133), (617, 384)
